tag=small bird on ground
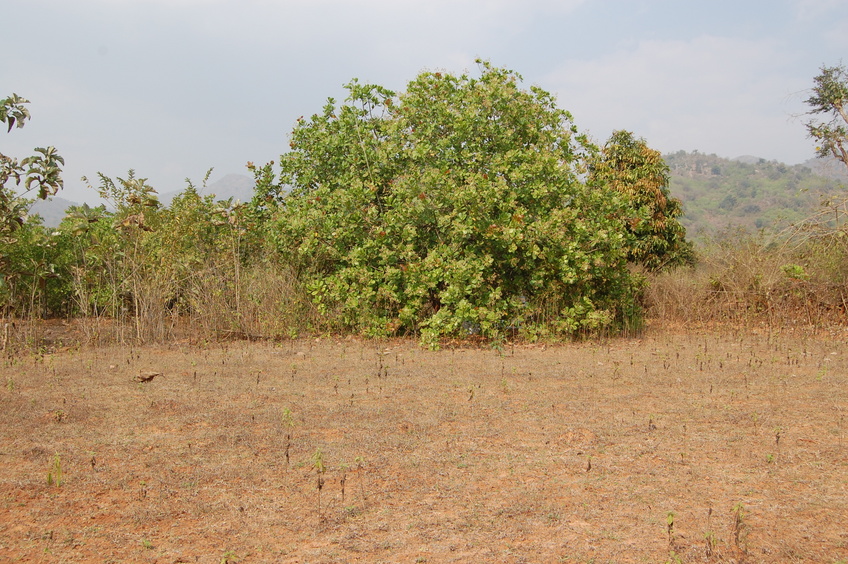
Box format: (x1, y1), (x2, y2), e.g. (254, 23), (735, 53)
(134, 370), (162, 383)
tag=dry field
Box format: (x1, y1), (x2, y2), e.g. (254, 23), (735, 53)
(1, 324), (847, 563)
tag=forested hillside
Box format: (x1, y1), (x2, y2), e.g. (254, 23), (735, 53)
(665, 151), (847, 239)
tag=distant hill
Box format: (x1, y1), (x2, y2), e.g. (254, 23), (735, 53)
(28, 173), (256, 228)
(802, 156), (848, 182)
(664, 151), (847, 240)
(159, 173), (255, 206)
(732, 155), (761, 165)
(28, 196), (79, 229)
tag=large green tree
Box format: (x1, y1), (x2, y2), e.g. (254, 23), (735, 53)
(589, 130), (692, 270)
(805, 63), (848, 171)
(256, 61), (643, 343)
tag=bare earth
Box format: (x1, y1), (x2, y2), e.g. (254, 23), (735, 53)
(1, 325), (847, 563)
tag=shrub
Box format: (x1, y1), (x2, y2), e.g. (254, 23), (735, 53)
(256, 62), (645, 343)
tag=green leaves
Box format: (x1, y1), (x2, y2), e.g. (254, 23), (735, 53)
(1, 94), (64, 245)
(589, 130), (692, 271)
(0, 94), (31, 133)
(22, 146), (64, 199)
(259, 62), (645, 342)
(805, 64), (848, 170)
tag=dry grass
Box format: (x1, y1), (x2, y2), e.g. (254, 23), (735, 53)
(644, 238), (848, 329)
(1, 323), (847, 562)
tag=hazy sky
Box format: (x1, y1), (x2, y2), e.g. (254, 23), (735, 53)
(2, 0), (846, 202)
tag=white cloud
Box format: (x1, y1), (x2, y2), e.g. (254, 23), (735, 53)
(545, 35), (813, 162)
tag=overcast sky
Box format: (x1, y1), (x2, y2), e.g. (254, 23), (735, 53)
(3, 0), (846, 203)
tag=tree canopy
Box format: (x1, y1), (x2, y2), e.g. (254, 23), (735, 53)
(805, 63), (848, 171)
(589, 130), (692, 270)
(255, 61), (658, 343)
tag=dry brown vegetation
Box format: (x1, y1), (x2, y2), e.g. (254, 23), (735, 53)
(644, 237), (848, 329)
(2, 322), (848, 563)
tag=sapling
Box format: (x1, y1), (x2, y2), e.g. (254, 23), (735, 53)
(280, 407), (295, 429)
(285, 434), (291, 470)
(731, 503), (748, 553)
(500, 378), (509, 394)
(312, 448), (326, 519)
(47, 454), (62, 487)
(666, 511), (675, 546)
(703, 531), (718, 557)
(275, 408), (294, 473)
(339, 464), (348, 503)
(355, 456), (367, 501)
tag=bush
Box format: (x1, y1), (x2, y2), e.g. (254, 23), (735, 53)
(257, 62), (645, 343)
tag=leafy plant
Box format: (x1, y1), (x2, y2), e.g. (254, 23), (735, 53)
(0, 95), (67, 320)
(589, 130), (693, 270)
(220, 550), (241, 563)
(281, 407), (295, 429)
(312, 448), (326, 518)
(704, 530), (718, 557)
(665, 550), (683, 564)
(805, 63), (848, 171)
(666, 511), (675, 545)
(0, 94), (64, 243)
(731, 503), (748, 553)
(257, 60), (648, 343)
(355, 456), (367, 501)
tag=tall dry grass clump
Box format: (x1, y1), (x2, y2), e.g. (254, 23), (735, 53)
(645, 228), (848, 328)
(185, 259), (323, 340)
(67, 258), (323, 346)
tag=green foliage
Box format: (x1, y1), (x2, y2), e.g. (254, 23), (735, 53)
(1, 95), (65, 317)
(47, 454), (62, 487)
(0, 217), (75, 317)
(259, 61), (643, 343)
(67, 170), (263, 340)
(0, 93), (31, 133)
(589, 130), (693, 270)
(805, 63), (848, 171)
(2, 159), (309, 341)
(0, 94), (64, 242)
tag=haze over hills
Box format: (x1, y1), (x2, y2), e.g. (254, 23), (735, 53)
(28, 173), (257, 228)
(157, 173), (256, 207)
(27, 155), (848, 237)
(27, 196), (79, 229)
(802, 156), (848, 182)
